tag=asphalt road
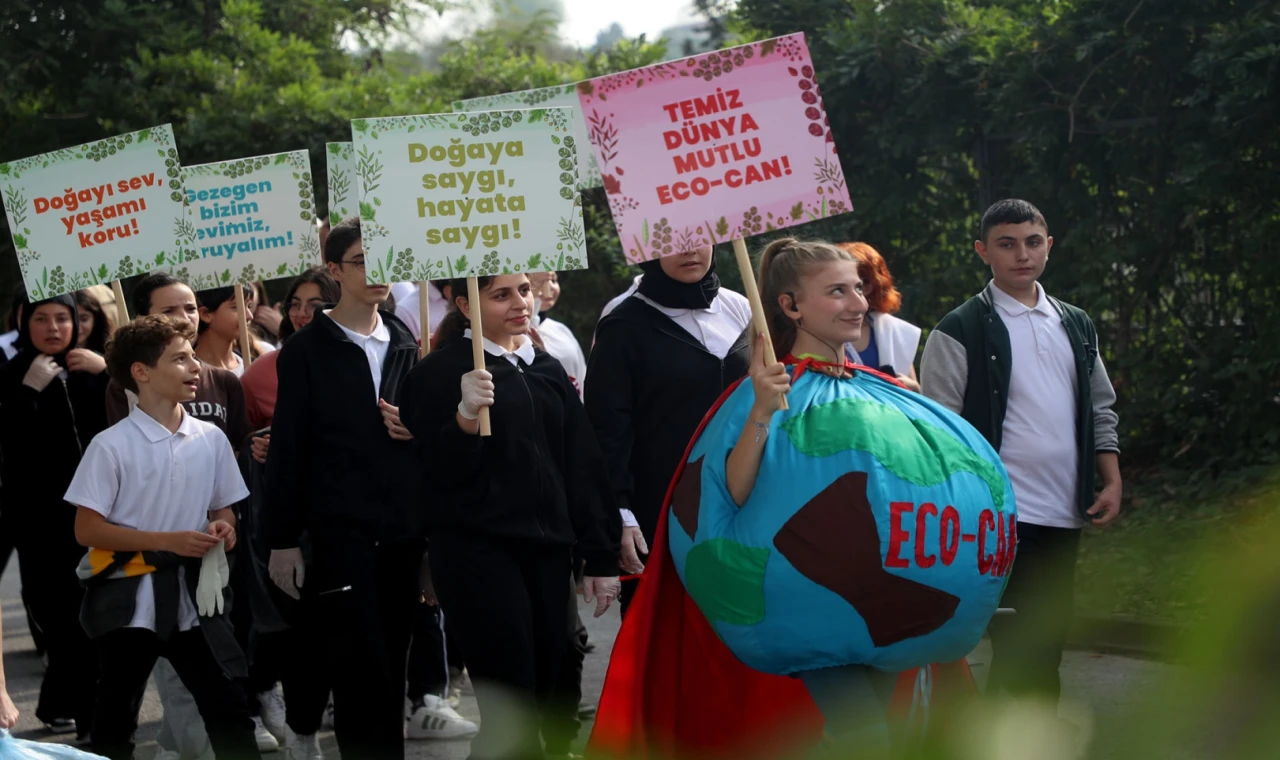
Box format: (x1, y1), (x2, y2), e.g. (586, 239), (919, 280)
(1, 556), (1211, 759)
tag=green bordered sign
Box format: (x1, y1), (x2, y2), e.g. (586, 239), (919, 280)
(0, 124), (192, 299)
(352, 109), (586, 284)
(176, 150), (321, 290)
(454, 84), (602, 190)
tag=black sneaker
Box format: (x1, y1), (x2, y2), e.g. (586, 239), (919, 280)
(46, 718), (77, 735)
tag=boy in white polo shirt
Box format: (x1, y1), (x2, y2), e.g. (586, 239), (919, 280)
(65, 315), (258, 760)
(921, 199), (1122, 708)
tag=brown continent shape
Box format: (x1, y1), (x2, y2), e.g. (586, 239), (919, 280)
(774, 471), (961, 647)
(671, 456), (705, 539)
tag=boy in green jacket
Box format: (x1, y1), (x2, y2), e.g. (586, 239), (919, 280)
(921, 199), (1122, 708)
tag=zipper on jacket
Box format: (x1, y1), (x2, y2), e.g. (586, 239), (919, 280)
(58, 376), (84, 455)
(515, 364), (549, 540)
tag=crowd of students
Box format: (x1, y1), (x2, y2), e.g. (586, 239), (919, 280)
(0, 198), (1120, 759)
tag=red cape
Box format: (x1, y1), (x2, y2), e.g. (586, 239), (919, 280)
(588, 375), (978, 759)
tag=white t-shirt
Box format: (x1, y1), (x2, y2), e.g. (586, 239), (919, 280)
(390, 282), (417, 312)
(633, 291), (752, 360)
(538, 317), (587, 398)
(326, 310), (391, 403)
(64, 406), (249, 632)
(990, 283), (1081, 528)
(600, 276), (643, 321)
(393, 283), (448, 344)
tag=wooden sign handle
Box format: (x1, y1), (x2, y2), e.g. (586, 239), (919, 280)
(417, 280), (431, 358)
(731, 237), (788, 411)
(111, 279), (129, 327)
(467, 277), (492, 437)
(235, 284), (253, 369)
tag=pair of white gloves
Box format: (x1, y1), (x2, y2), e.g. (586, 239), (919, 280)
(195, 539), (230, 617)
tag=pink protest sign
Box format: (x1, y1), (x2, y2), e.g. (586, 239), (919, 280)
(577, 33), (851, 263)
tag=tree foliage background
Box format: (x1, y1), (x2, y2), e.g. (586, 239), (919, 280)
(2, 0), (1277, 472)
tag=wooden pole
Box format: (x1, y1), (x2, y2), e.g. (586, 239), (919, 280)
(110, 279), (129, 326)
(235, 284), (254, 369)
(417, 280), (431, 358)
(467, 277), (491, 436)
(731, 236), (788, 410)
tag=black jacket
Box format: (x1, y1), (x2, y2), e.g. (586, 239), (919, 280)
(585, 297), (750, 544)
(0, 295), (108, 555)
(400, 337), (621, 577)
(264, 309), (423, 548)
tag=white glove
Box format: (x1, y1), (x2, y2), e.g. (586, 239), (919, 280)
(582, 575), (621, 618)
(22, 355), (61, 392)
(196, 541), (230, 616)
(458, 369), (495, 420)
(269, 547), (306, 600)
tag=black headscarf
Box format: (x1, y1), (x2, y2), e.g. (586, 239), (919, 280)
(636, 257), (721, 311)
(11, 292), (80, 371)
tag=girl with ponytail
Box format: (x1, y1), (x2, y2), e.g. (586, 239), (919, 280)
(594, 238), (1013, 757)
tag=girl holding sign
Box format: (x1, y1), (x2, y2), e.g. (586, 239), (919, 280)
(400, 273), (621, 760)
(0, 292), (109, 738)
(584, 246), (752, 610)
(592, 239), (1012, 758)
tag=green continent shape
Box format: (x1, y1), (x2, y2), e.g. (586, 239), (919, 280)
(683, 538), (770, 627)
(781, 397), (1007, 510)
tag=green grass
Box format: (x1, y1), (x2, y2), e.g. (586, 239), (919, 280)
(1075, 462), (1280, 623)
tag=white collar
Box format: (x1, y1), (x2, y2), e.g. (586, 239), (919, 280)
(128, 404), (198, 442)
(464, 328), (536, 365)
(325, 309), (390, 343)
(989, 281), (1054, 318)
(633, 292), (719, 317)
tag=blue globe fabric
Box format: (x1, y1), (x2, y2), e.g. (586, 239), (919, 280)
(667, 367), (1016, 675)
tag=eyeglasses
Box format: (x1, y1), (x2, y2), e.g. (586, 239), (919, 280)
(338, 254), (367, 271)
(287, 300), (324, 315)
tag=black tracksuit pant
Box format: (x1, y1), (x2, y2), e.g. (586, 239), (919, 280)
(308, 531), (423, 760)
(430, 532), (571, 760)
(987, 521), (1082, 704)
(91, 628), (257, 760)
(407, 602), (467, 700)
(17, 536), (96, 729)
(253, 621), (332, 735)
(543, 576), (590, 755)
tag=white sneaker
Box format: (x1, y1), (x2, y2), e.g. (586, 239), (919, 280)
(253, 716), (280, 753)
(257, 687), (288, 744)
(287, 732), (324, 760)
(406, 694), (479, 740)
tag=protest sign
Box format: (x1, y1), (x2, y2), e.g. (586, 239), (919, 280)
(351, 108), (586, 285)
(455, 84), (602, 189)
(177, 150), (321, 291)
(577, 33), (851, 264)
(325, 142), (358, 225)
(0, 124), (192, 301)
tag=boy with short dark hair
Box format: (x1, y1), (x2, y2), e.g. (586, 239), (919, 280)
(66, 315), (258, 760)
(920, 198), (1122, 707)
(265, 217), (452, 759)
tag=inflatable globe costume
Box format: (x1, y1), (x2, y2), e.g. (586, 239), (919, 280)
(590, 359), (1016, 758)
